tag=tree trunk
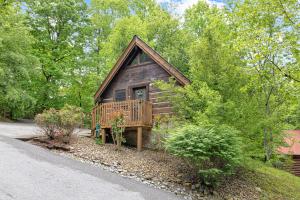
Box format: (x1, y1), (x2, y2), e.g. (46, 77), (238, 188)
(264, 127), (268, 162)
(78, 91), (82, 108)
(116, 134), (121, 150)
(264, 86), (273, 161)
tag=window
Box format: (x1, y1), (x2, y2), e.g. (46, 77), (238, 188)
(129, 52), (151, 66)
(140, 52), (151, 63)
(133, 86), (147, 100)
(115, 89), (126, 101)
(131, 56), (138, 65)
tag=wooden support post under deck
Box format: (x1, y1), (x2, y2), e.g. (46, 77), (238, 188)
(137, 127), (143, 152)
(101, 128), (106, 144)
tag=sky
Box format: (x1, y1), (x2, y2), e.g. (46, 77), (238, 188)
(85, 0), (225, 16)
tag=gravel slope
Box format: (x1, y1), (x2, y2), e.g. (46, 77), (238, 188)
(46, 137), (259, 200)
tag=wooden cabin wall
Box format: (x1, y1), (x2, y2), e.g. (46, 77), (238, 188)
(149, 84), (173, 117)
(100, 60), (180, 118)
(292, 155), (300, 176)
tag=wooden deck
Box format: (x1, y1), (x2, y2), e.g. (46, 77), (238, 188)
(91, 99), (152, 130)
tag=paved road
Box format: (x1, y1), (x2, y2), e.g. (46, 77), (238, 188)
(0, 124), (182, 200)
(0, 122), (90, 139)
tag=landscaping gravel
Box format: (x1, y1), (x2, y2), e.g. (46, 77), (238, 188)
(31, 137), (259, 200)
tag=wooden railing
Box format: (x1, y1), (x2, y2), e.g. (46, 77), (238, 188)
(92, 100), (152, 130)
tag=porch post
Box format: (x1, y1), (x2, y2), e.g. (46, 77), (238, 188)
(137, 127), (143, 152)
(91, 110), (95, 137)
(101, 128), (106, 144)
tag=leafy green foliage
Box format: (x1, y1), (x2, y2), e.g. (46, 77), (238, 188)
(0, 2), (38, 119)
(90, 0), (190, 79)
(174, 0), (299, 161)
(228, 0), (300, 161)
(151, 114), (178, 150)
(110, 112), (125, 150)
(166, 124), (242, 187)
(35, 105), (83, 142)
(155, 78), (222, 126)
(95, 137), (102, 145)
(58, 105), (83, 138)
(25, 0), (91, 112)
(35, 108), (60, 139)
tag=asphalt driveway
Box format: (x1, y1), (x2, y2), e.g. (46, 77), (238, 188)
(0, 121), (90, 139)
(0, 123), (183, 200)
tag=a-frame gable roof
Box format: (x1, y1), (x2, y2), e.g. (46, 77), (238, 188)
(94, 35), (190, 100)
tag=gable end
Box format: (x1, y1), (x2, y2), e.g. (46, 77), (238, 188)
(94, 36), (190, 102)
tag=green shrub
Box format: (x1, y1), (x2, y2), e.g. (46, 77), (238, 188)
(59, 105), (83, 141)
(151, 114), (178, 149)
(35, 105), (84, 143)
(35, 108), (60, 139)
(165, 124), (242, 187)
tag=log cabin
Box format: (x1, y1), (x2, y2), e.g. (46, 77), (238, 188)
(92, 35), (190, 151)
(278, 130), (300, 176)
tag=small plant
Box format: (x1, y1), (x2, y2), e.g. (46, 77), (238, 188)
(95, 137), (102, 145)
(109, 111), (125, 150)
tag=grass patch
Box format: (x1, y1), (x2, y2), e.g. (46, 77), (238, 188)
(247, 160), (300, 200)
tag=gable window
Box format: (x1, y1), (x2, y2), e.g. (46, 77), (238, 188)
(140, 52), (151, 63)
(129, 52), (151, 66)
(131, 56), (138, 65)
(115, 89), (126, 101)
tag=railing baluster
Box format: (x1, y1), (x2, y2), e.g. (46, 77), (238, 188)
(95, 99), (152, 128)
(138, 100), (140, 125)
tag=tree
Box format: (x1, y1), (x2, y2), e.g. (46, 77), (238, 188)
(155, 78), (222, 126)
(90, 0), (190, 79)
(229, 0), (299, 160)
(89, 0), (130, 78)
(0, 1), (38, 119)
(182, 1), (259, 156)
(25, 0), (90, 112)
(158, 0), (299, 161)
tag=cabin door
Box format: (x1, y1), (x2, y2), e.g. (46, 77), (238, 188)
(132, 86), (147, 121)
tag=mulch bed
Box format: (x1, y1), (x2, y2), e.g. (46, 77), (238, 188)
(29, 136), (260, 200)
